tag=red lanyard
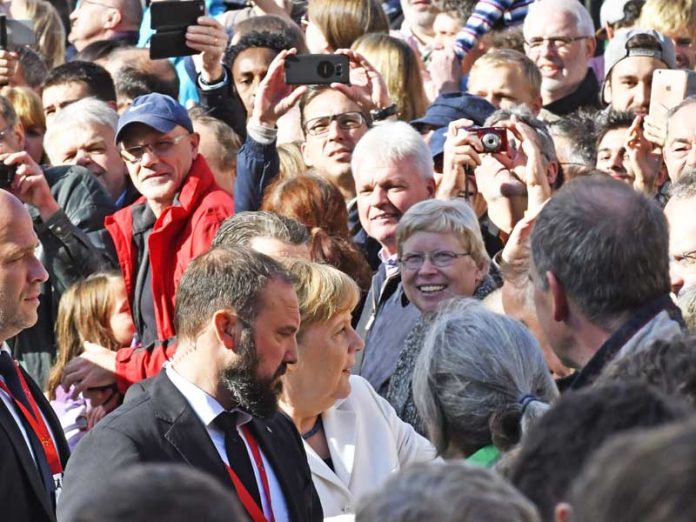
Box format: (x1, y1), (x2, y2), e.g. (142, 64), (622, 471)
(0, 363), (63, 476)
(224, 425), (275, 522)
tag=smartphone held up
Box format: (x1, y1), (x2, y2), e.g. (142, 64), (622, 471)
(284, 54), (350, 85)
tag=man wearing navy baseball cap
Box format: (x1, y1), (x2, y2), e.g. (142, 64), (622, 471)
(106, 92), (233, 348)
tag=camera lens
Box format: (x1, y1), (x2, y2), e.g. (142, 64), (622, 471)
(317, 60), (335, 79)
(481, 133), (501, 152)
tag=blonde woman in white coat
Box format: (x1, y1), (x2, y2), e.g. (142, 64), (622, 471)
(280, 260), (436, 518)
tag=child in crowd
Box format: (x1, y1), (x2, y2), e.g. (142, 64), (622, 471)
(47, 273), (135, 449)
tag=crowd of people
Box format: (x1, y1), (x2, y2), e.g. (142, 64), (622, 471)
(1, 0), (696, 520)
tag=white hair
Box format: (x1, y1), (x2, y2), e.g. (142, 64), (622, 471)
(523, 0), (595, 38)
(44, 97), (118, 153)
(351, 121), (434, 181)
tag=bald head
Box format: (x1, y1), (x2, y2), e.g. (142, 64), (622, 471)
(0, 189), (49, 342)
(0, 189), (28, 226)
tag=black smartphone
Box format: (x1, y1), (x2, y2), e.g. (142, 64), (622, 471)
(150, 0), (205, 59)
(284, 54), (350, 85)
(0, 163), (17, 189)
(150, 0), (205, 30)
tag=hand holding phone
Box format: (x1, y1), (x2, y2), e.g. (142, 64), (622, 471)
(150, 0), (206, 60)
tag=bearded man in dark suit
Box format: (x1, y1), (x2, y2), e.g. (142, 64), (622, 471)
(58, 247), (323, 522)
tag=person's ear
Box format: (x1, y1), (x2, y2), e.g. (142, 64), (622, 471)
(554, 501), (573, 522)
(103, 7), (122, 30)
(426, 176), (436, 198)
(603, 77), (613, 105)
(213, 310), (239, 351)
(300, 140), (314, 167)
(585, 37), (597, 58)
(189, 131), (200, 158)
(546, 160), (560, 187)
(532, 95), (543, 116)
(547, 271), (569, 322)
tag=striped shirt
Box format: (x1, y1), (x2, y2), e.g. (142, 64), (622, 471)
(455, 0), (535, 56)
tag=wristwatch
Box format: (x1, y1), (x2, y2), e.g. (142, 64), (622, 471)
(370, 103), (398, 122)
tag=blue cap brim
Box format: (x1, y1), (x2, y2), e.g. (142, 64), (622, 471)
(116, 115), (181, 143)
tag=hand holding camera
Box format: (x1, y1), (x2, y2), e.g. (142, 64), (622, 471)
(327, 49), (393, 114)
(1, 151), (60, 220)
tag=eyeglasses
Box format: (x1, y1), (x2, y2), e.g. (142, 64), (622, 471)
(399, 251), (471, 271)
(304, 112), (366, 136)
(120, 133), (190, 163)
(524, 36), (588, 51)
(671, 249), (696, 268)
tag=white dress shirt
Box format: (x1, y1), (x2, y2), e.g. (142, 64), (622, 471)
(165, 364), (289, 522)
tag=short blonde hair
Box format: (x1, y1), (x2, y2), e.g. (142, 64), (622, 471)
(396, 199), (490, 270)
(286, 259), (360, 333)
(470, 49), (542, 100)
(0, 86), (45, 132)
(639, 0), (696, 39)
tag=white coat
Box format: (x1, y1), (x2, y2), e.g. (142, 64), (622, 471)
(305, 375), (436, 518)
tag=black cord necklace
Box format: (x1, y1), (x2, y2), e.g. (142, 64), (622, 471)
(301, 416), (323, 440)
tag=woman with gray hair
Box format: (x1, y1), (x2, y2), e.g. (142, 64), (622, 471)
(413, 299), (558, 465)
(385, 198), (499, 435)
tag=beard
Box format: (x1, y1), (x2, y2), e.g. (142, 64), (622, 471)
(220, 327), (287, 418)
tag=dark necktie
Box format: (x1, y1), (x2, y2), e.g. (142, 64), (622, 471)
(0, 352), (55, 498)
(214, 412), (263, 509)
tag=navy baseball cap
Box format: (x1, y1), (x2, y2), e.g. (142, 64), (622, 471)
(116, 93), (194, 143)
(411, 92), (495, 130)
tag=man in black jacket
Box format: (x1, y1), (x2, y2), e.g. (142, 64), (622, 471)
(0, 191), (70, 522)
(59, 247), (323, 522)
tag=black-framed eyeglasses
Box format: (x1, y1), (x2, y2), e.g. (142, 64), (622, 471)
(120, 133), (190, 163)
(671, 249), (696, 267)
(524, 36), (588, 51)
(399, 251), (471, 271)
(303, 112), (366, 136)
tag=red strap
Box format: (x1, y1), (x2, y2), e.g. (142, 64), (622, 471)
(242, 425), (275, 522)
(0, 366), (63, 475)
(223, 426), (275, 522)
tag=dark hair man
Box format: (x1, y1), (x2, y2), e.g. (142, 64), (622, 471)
(531, 176), (684, 389)
(0, 190), (70, 522)
(41, 61), (118, 123)
(58, 248), (323, 522)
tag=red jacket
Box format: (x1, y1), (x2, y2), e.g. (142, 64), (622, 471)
(106, 156), (233, 391)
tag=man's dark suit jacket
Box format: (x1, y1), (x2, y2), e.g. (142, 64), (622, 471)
(57, 371), (323, 521)
(0, 365), (70, 522)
